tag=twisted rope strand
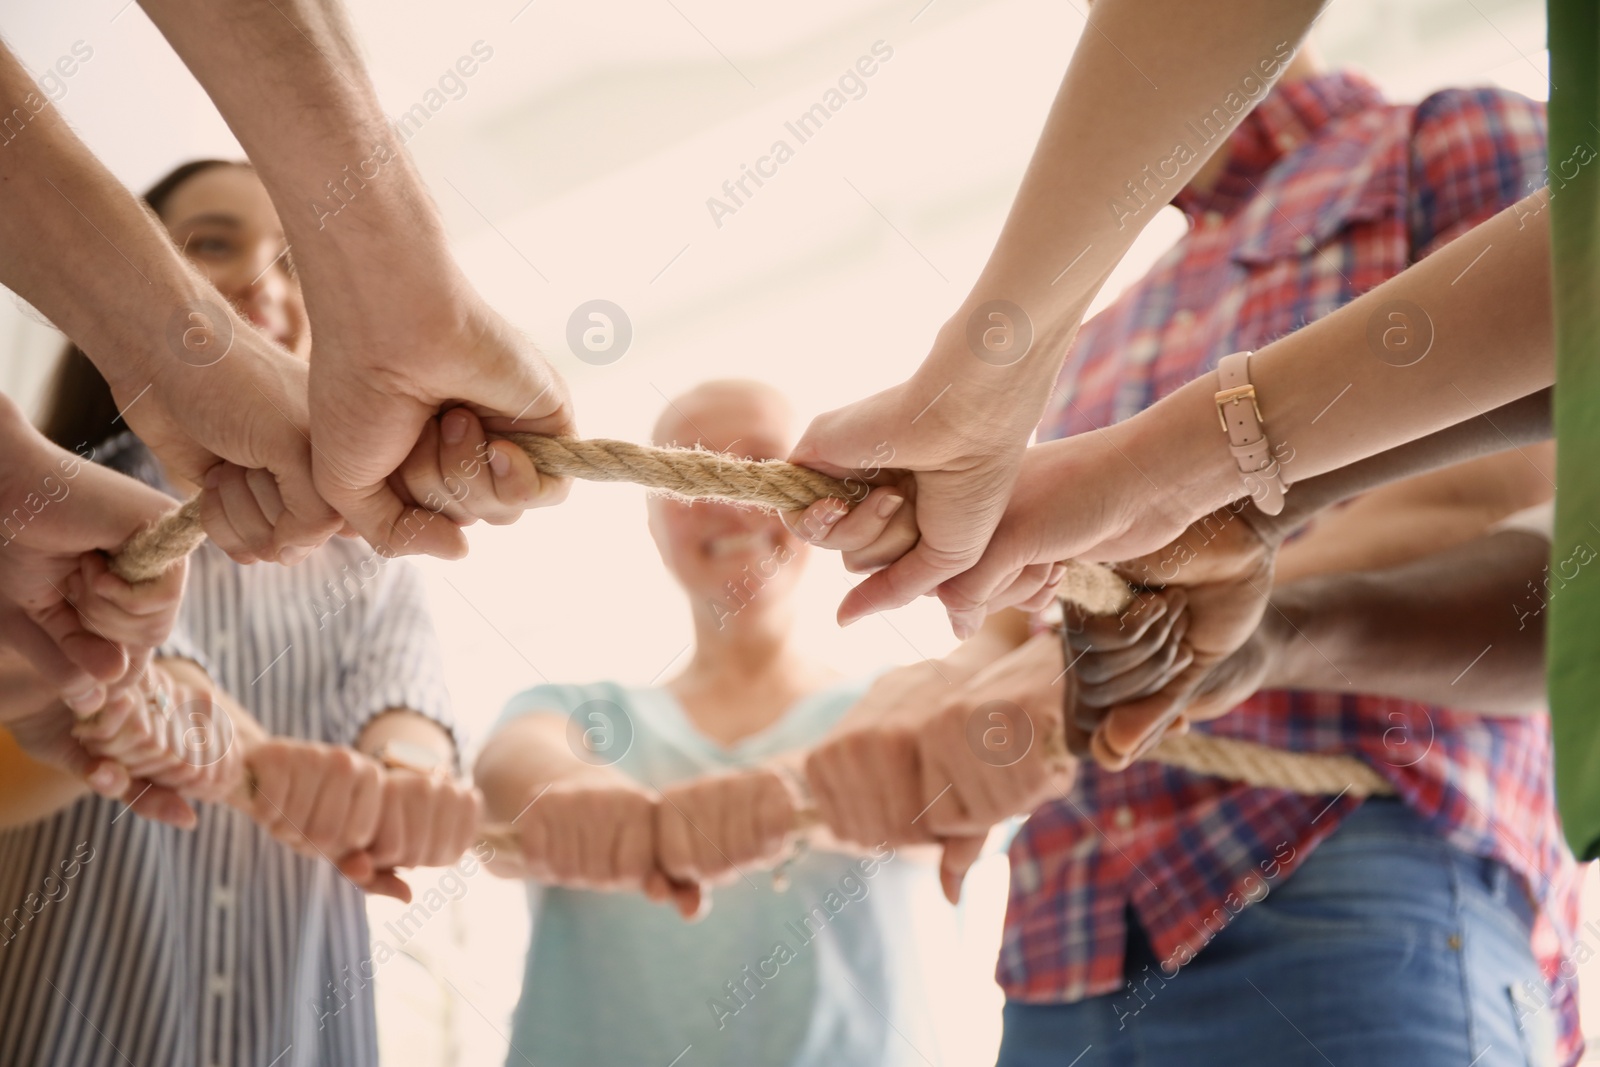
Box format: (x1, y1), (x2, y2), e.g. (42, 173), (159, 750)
(105, 434), (1384, 797)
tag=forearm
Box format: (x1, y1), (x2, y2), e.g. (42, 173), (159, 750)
(474, 717), (633, 822)
(139, 0), (451, 282)
(1106, 197), (1553, 526)
(1266, 529), (1551, 713)
(932, 0), (1325, 397)
(0, 46), (209, 397)
(1262, 390), (1552, 544)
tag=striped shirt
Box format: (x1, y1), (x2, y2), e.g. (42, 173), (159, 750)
(0, 433), (453, 1067)
(1011, 72), (1584, 1062)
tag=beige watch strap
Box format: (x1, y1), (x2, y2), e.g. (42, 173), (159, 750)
(1215, 351), (1286, 515)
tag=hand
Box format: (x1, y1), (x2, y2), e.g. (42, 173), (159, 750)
(309, 293), (575, 559)
(1063, 589), (1193, 757)
(0, 403), (189, 713)
(788, 361), (1034, 626)
(495, 775), (702, 919)
(1068, 506), (1278, 768)
(937, 433), (1199, 637)
(5, 696), (199, 828)
(912, 631), (1074, 836)
(115, 319), (343, 565)
(393, 408), (553, 529)
(803, 649), (1060, 905)
(655, 768), (796, 887)
(805, 661), (952, 852)
(243, 738), (384, 870)
(352, 765), (483, 902)
(70, 658), (244, 804)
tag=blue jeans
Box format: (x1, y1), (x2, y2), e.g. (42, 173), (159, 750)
(997, 799), (1556, 1067)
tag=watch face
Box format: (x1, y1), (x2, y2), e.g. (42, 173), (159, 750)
(380, 739), (448, 776)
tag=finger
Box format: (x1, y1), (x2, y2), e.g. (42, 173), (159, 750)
(121, 775), (197, 829)
(26, 597), (130, 698)
(398, 417), (477, 527)
(82, 551), (185, 624)
(362, 869), (414, 902)
(938, 834), (987, 905)
(479, 439), (546, 525)
(337, 850), (377, 886)
(1012, 564), (1068, 615)
(1091, 660), (1209, 770)
(1067, 594), (1171, 656)
(312, 386), (471, 561)
(344, 758), (385, 857)
(447, 788), (484, 867)
(1076, 598), (1185, 687)
(1081, 617), (1193, 709)
(204, 463), (275, 564)
(753, 776), (794, 866)
(812, 487), (909, 557)
(612, 802), (655, 888)
(838, 541), (975, 628)
(246, 466), (288, 530)
(983, 562), (1055, 614)
(440, 410), (541, 526)
(302, 750), (365, 853)
(656, 799), (696, 881)
(785, 498), (850, 546)
(1, 611), (110, 713)
(803, 747), (865, 847)
(372, 778), (420, 869)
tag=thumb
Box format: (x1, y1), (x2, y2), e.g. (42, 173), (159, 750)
(938, 833), (987, 905)
(0, 609), (113, 712)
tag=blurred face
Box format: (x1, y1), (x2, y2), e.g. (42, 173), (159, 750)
(648, 389), (808, 614)
(158, 165), (309, 357)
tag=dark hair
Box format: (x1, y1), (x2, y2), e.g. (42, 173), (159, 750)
(37, 159), (246, 452)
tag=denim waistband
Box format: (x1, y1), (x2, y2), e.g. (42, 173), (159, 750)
(1122, 798), (1537, 979)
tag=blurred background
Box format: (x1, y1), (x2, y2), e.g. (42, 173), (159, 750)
(0, 0), (1576, 1062)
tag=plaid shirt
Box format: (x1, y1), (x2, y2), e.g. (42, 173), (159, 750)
(1010, 72), (1584, 1062)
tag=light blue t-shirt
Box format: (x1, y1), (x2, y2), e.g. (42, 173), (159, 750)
(495, 678), (952, 1067)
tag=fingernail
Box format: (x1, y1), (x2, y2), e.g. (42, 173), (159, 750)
(876, 494), (905, 521)
(950, 615), (975, 641)
(819, 502), (847, 528)
(442, 410), (468, 445)
(489, 447), (511, 478)
(64, 686), (103, 715)
(88, 765), (119, 792)
(280, 545), (311, 566)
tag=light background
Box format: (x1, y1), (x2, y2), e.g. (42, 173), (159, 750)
(0, 0), (1587, 1063)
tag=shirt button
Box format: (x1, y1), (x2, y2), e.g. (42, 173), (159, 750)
(1114, 806), (1135, 830)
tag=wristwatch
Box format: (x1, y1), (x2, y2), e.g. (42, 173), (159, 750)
(368, 739), (451, 779)
(1214, 350), (1287, 516)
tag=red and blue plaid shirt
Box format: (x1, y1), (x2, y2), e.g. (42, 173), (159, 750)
(1012, 71), (1584, 1062)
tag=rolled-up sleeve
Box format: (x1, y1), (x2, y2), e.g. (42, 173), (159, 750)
(334, 558), (456, 754)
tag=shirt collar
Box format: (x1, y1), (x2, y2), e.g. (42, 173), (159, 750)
(1173, 70), (1387, 220)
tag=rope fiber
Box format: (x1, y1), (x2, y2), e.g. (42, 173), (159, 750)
(106, 433), (1390, 799)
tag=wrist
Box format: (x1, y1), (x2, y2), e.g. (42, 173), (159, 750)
(1258, 583), (1322, 689)
(1113, 374), (1248, 522)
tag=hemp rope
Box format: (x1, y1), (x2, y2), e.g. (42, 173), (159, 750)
(107, 434), (1391, 800)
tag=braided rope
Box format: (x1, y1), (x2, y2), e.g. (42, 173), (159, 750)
(106, 433), (1386, 797)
